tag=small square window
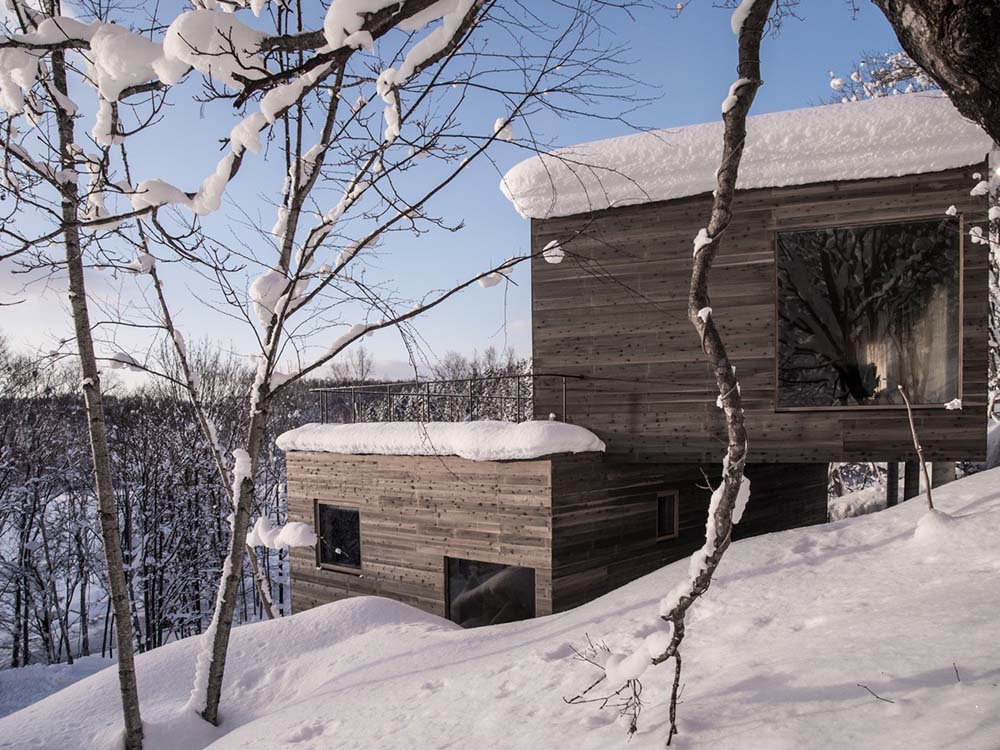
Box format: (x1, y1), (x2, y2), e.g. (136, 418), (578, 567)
(315, 503), (362, 570)
(656, 491), (679, 540)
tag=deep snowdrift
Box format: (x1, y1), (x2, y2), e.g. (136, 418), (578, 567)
(0, 654), (110, 719)
(3, 469), (999, 750)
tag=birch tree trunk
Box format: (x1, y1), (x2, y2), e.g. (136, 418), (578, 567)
(146, 264), (279, 620)
(196, 405), (268, 725)
(50, 46), (144, 750)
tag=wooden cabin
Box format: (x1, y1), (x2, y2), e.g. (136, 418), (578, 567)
(280, 93), (993, 626)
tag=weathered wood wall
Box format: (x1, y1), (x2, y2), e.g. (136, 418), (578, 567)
(285, 451), (555, 616)
(550, 457), (828, 611)
(531, 166), (989, 462)
(286, 450), (828, 618)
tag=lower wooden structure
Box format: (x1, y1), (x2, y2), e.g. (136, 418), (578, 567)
(285, 450), (827, 621)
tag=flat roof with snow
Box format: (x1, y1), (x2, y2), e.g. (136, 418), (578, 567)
(276, 420), (606, 461)
(500, 92), (995, 220)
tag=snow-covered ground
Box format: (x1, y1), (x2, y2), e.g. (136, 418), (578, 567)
(2, 469), (999, 750)
(828, 484), (887, 521)
(0, 654), (112, 720)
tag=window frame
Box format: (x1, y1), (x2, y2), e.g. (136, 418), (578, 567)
(655, 489), (680, 541)
(313, 500), (363, 576)
(772, 213), (965, 412)
(443, 555), (537, 627)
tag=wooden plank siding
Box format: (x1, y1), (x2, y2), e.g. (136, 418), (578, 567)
(286, 450), (828, 618)
(530, 166), (990, 462)
(549, 457), (828, 611)
(285, 451), (556, 617)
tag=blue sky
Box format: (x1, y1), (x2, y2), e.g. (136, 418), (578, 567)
(361, 0), (904, 375)
(2, 1), (904, 378)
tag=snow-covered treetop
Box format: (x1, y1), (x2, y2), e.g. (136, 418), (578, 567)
(500, 92), (995, 220)
(0, 1), (487, 220)
(827, 51), (936, 103)
(0, 0), (665, 400)
(275, 420), (606, 461)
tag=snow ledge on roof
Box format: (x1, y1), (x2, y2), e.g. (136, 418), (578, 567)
(276, 420), (606, 461)
(500, 92), (995, 220)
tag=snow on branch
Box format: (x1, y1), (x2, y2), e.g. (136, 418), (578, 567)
(730, 0), (756, 34)
(373, 0), (482, 143)
(159, 10), (264, 88)
(246, 516), (317, 549)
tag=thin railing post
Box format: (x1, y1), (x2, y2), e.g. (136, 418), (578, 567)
(387, 384), (393, 421)
(350, 386), (356, 423)
(320, 391), (327, 423)
(425, 382), (430, 423)
(468, 379), (474, 421)
(515, 376), (521, 422)
(561, 376), (567, 422)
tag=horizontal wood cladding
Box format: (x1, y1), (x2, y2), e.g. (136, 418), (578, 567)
(531, 167), (989, 462)
(285, 451), (556, 617)
(287, 451), (828, 619)
(548, 456), (828, 612)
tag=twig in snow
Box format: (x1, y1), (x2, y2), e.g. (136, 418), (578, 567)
(666, 653), (683, 746)
(857, 683), (895, 704)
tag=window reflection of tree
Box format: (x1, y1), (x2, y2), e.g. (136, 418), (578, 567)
(447, 558), (535, 627)
(317, 505), (362, 568)
(778, 218), (959, 408)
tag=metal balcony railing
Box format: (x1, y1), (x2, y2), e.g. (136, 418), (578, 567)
(312, 373), (570, 424)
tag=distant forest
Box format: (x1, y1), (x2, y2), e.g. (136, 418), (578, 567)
(0, 339), (527, 669)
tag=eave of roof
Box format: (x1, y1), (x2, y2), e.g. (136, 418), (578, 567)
(500, 92), (995, 220)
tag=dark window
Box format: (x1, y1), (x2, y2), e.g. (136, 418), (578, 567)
(446, 557), (535, 628)
(656, 491), (679, 540)
(316, 503), (361, 570)
(777, 217), (961, 408)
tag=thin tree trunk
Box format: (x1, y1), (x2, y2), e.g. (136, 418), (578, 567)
(247, 546), (277, 620)
(931, 461), (956, 488)
(37, 599), (55, 664)
(898, 386), (935, 510)
(21, 584), (30, 665)
(79, 559), (90, 657)
(649, 1), (774, 743)
(196, 409), (268, 725)
(886, 462), (899, 508)
(102, 597), (112, 659)
(904, 460), (921, 501)
(50, 45), (144, 750)
(145, 264), (279, 620)
(40, 521), (73, 665)
(12, 577), (22, 667)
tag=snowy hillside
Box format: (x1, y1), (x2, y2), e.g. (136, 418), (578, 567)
(2, 469), (999, 750)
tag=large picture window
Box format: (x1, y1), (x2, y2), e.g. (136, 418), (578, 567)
(316, 503), (362, 570)
(446, 557), (535, 628)
(777, 217), (961, 408)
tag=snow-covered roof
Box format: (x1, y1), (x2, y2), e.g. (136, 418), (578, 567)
(276, 420), (605, 461)
(500, 92), (995, 220)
